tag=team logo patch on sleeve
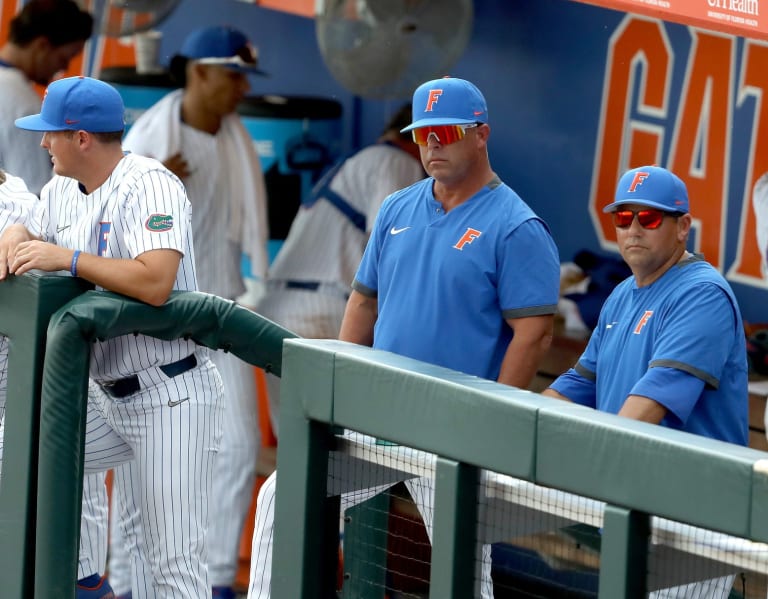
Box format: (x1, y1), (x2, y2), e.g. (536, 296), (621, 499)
(145, 214), (174, 232)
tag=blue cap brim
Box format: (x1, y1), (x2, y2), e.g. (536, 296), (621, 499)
(15, 114), (68, 132)
(603, 199), (687, 213)
(230, 65), (268, 76)
(400, 118), (478, 133)
(401, 116), (478, 133)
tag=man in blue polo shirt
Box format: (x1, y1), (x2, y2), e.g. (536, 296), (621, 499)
(544, 165), (748, 598)
(248, 77), (561, 598)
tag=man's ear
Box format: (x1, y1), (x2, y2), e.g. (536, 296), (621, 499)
(190, 62), (210, 82)
(476, 123), (491, 145)
(77, 130), (91, 149)
(677, 213), (693, 241)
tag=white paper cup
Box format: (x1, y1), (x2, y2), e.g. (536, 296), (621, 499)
(134, 30), (163, 74)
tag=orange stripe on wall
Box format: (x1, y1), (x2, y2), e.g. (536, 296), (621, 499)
(249, 0), (315, 18)
(0, 1), (21, 43)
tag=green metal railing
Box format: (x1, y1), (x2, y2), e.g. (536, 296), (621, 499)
(272, 338), (768, 599)
(0, 274), (296, 598)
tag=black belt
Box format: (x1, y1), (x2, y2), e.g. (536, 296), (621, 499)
(99, 354), (197, 399)
(285, 280), (321, 291)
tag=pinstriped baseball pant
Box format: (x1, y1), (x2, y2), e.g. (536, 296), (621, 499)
(25, 356), (224, 599)
(110, 349), (260, 593)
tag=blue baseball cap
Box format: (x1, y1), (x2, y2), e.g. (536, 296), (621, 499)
(401, 77), (488, 132)
(603, 165), (690, 213)
(178, 25), (266, 75)
(15, 76), (125, 133)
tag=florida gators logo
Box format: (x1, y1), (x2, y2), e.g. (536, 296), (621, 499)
(145, 214), (174, 232)
(633, 310), (653, 334)
(628, 171), (650, 192)
(454, 228), (482, 250)
(426, 89), (442, 111)
(97, 222), (111, 256)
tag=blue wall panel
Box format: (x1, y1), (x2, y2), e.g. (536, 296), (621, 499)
(149, 0), (768, 323)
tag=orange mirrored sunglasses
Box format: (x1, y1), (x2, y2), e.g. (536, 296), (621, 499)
(411, 123), (478, 146)
(612, 208), (674, 230)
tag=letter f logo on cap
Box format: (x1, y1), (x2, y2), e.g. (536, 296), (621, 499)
(425, 89), (442, 112)
(628, 171), (649, 192)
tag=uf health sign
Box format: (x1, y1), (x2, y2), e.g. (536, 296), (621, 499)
(572, 0), (764, 40)
(589, 13), (768, 290)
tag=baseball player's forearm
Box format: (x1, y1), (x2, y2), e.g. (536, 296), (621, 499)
(6, 240), (180, 306)
(73, 249), (182, 306)
(617, 394), (667, 424)
(541, 387), (572, 402)
(497, 314), (554, 389)
(339, 290), (377, 347)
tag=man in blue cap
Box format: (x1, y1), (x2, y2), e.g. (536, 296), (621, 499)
(544, 165), (747, 597)
(120, 25), (270, 599)
(247, 76), (561, 598)
(0, 75), (226, 599)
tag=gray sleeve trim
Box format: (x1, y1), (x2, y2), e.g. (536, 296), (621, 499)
(351, 280), (377, 298)
(649, 359), (719, 389)
(574, 362), (596, 382)
(502, 304), (558, 320)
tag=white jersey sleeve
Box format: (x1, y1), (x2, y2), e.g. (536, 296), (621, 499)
(0, 173), (38, 230)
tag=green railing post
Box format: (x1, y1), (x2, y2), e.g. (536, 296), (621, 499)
(430, 458), (479, 598)
(0, 273), (91, 599)
(341, 494), (390, 598)
(598, 505), (650, 599)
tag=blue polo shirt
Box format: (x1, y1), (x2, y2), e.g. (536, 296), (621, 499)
(550, 256), (748, 445)
(352, 177), (560, 381)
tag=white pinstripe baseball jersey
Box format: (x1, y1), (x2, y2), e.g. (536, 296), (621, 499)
(30, 152), (202, 381)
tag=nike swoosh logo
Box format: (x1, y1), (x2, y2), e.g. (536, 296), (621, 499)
(56, 224), (71, 233)
(390, 226), (411, 235)
(168, 397), (189, 407)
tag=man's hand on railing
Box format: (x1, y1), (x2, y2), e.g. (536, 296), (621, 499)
(5, 240), (72, 278)
(0, 223), (36, 280)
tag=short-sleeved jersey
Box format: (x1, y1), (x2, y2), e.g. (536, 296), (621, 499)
(0, 172), (36, 229)
(550, 256), (748, 445)
(352, 176), (560, 381)
(30, 152), (200, 381)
